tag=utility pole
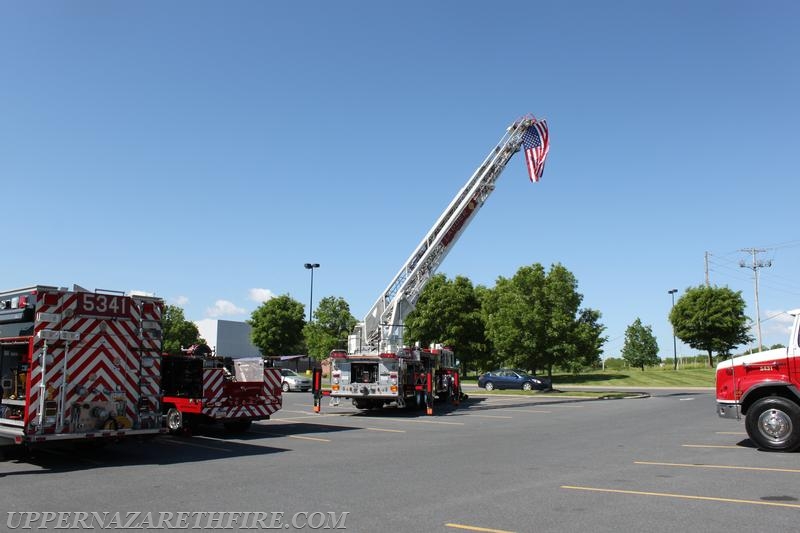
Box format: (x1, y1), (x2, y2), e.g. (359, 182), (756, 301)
(704, 251), (710, 287)
(739, 248), (772, 352)
(668, 289), (678, 370)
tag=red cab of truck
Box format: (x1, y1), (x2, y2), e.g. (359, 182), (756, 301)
(716, 309), (800, 451)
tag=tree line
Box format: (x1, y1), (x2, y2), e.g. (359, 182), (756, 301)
(162, 268), (757, 373)
(163, 263), (607, 376)
(620, 285), (754, 370)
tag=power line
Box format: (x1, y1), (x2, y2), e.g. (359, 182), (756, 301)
(761, 239), (800, 250)
(707, 254), (800, 295)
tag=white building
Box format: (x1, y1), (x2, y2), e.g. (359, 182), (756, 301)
(195, 319), (261, 359)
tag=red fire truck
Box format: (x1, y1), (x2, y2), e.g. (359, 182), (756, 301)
(716, 308), (800, 451)
(161, 344), (282, 434)
(0, 285), (164, 447)
(329, 344), (460, 412)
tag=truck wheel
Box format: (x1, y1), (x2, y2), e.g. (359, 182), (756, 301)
(484, 381), (495, 391)
(745, 396), (800, 452)
(166, 408), (183, 435)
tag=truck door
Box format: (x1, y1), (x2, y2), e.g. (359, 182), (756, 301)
(791, 313), (800, 381)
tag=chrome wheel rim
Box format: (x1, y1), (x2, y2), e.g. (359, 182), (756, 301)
(758, 408), (792, 444)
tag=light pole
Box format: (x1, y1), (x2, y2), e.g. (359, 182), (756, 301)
(304, 263), (320, 322)
(668, 289), (678, 370)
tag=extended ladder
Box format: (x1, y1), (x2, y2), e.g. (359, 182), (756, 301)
(349, 116), (545, 356)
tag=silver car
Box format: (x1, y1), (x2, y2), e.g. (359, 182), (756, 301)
(280, 368), (312, 392)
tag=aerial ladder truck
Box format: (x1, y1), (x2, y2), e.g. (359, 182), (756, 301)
(317, 115), (550, 414)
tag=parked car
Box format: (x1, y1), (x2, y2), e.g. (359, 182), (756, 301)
(279, 368), (312, 392)
(477, 369), (552, 391)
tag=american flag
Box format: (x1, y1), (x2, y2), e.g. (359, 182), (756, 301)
(522, 120), (550, 182)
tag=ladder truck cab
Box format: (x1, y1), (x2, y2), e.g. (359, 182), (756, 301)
(330, 343), (459, 410)
(324, 115), (549, 413)
(716, 309), (800, 452)
(0, 285), (164, 448)
(161, 344), (282, 434)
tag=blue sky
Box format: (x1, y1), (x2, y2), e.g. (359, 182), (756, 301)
(2, 2), (799, 359)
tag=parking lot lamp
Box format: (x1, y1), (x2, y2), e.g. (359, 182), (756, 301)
(304, 263), (320, 322)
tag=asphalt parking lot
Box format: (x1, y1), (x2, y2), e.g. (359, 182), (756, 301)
(2, 389), (799, 533)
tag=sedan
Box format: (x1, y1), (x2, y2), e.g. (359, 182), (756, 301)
(280, 368), (312, 392)
(477, 369), (552, 391)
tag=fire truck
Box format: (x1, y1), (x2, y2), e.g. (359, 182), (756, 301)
(0, 285), (164, 447)
(161, 344), (282, 434)
(325, 116), (549, 413)
(716, 308), (800, 451)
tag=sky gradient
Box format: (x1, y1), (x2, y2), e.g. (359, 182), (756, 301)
(2, 1), (799, 359)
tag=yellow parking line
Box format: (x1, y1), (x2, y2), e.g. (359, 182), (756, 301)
(288, 435), (331, 442)
(270, 413), (343, 422)
(258, 431), (331, 443)
(682, 444), (742, 449)
(366, 427), (406, 433)
(635, 461), (800, 474)
(445, 523), (516, 533)
(561, 485), (800, 509)
(376, 418), (465, 426)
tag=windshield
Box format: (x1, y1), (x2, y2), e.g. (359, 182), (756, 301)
(281, 369), (298, 377)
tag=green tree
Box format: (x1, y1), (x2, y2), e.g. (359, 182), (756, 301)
(669, 285), (753, 367)
(248, 294), (306, 356)
(304, 296), (357, 360)
(569, 308), (606, 371)
(162, 305), (201, 355)
(482, 263), (605, 376)
(483, 264), (546, 372)
(405, 274), (489, 375)
(620, 318), (660, 371)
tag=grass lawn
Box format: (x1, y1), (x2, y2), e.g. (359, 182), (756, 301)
(552, 367), (715, 388)
(463, 367), (716, 389)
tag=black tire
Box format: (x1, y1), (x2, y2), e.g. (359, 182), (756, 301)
(484, 381), (495, 392)
(223, 420), (252, 433)
(522, 382), (533, 391)
(166, 407), (183, 435)
(282, 382), (291, 393)
(745, 396), (800, 452)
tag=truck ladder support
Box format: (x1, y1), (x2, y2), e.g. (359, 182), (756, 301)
(312, 367), (323, 413)
(425, 371), (433, 416)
